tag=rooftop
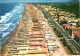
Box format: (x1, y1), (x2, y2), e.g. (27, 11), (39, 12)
(63, 24), (80, 30)
(59, 13), (66, 16)
(74, 33), (80, 38)
(76, 18), (80, 20)
(27, 48), (48, 54)
(30, 38), (45, 41)
(29, 43), (47, 48)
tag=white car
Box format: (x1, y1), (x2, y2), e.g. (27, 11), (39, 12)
(45, 33), (52, 38)
(45, 33), (51, 36)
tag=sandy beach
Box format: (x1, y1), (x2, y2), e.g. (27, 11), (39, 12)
(1, 3), (28, 56)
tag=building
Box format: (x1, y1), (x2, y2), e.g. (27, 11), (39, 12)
(63, 24), (80, 38)
(74, 33), (80, 44)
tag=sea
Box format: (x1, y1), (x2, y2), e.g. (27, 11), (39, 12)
(0, 3), (24, 50)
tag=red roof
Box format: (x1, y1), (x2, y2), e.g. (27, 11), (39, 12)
(30, 38), (45, 43)
(46, 54), (48, 56)
(74, 33), (80, 38)
(29, 43), (46, 48)
(63, 24), (80, 30)
(63, 24), (71, 29)
(63, 24), (70, 26)
(42, 24), (45, 25)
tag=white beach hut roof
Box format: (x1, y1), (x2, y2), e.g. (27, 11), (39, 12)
(48, 43), (56, 46)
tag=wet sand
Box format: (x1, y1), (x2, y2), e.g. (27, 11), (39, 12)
(1, 3), (28, 56)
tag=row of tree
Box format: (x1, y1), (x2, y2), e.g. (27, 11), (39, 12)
(48, 3), (79, 18)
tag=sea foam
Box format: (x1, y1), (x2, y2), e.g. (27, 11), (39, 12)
(0, 3), (24, 48)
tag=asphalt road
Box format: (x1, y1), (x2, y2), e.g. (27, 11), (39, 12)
(41, 8), (80, 53)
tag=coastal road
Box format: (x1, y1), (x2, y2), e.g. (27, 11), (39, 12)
(40, 8), (80, 54)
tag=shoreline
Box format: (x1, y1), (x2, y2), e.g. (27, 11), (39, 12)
(0, 3), (24, 50)
(1, 19), (23, 56)
(1, 3), (25, 56)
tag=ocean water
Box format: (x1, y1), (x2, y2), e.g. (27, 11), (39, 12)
(0, 0), (71, 3)
(0, 3), (24, 50)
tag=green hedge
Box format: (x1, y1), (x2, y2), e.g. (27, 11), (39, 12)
(61, 39), (75, 54)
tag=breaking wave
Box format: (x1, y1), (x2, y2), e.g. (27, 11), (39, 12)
(0, 3), (24, 49)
